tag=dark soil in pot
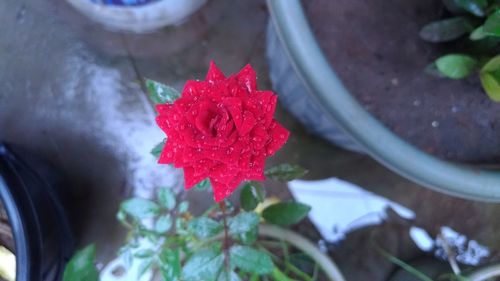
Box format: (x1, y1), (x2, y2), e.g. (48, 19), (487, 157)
(303, 0), (500, 163)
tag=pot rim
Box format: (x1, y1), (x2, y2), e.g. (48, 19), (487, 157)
(259, 224), (346, 281)
(65, 0), (207, 33)
(267, 0), (500, 202)
(208, 224), (345, 281)
(65, 0), (203, 11)
(0, 175), (29, 281)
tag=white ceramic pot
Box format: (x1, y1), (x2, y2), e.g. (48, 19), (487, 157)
(65, 0), (207, 33)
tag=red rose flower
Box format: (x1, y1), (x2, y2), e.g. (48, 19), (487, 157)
(156, 62), (289, 202)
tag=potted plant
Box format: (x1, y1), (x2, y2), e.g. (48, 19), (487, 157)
(62, 63), (346, 281)
(65, 0), (207, 33)
(0, 144), (74, 281)
(266, 0), (500, 201)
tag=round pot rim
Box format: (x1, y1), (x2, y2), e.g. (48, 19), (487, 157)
(208, 224), (345, 281)
(267, 0), (500, 202)
(0, 175), (29, 281)
(65, 0), (207, 33)
(65, 0), (201, 12)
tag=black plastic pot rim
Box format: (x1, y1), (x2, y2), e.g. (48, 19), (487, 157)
(267, 0), (500, 202)
(0, 175), (28, 281)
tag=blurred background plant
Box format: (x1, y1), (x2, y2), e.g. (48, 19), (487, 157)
(421, 0), (500, 101)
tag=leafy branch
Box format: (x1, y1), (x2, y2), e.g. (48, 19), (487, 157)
(421, 0), (500, 100)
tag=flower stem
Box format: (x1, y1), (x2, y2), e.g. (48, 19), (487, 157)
(219, 201), (230, 272)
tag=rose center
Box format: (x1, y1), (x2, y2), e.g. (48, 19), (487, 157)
(208, 114), (222, 137)
(195, 107), (226, 137)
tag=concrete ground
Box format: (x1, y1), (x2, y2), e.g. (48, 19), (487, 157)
(2, 0), (500, 280)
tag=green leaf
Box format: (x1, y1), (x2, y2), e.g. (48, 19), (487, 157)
(265, 164), (308, 182)
(484, 10), (500, 36)
(159, 248), (181, 281)
(155, 214), (173, 233)
(455, 0), (487, 17)
(238, 226), (258, 245)
(217, 270), (242, 281)
(116, 210), (130, 228)
(419, 17), (473, 42)
(480, 55), (500, 102)
(137, 258), (154, 279)
(271, 267), (296, 281)
(240, 182), (265, 211)
(435, 54), (478, 79)
(481, 55), (500, 72)
(262, 202), (311, 226)
(229, 245), (273, 275)
(194, 178), (211, 191)
(480, 71), (500, 101)
(470, 25), (488, 40)
(63, 244), (99, 281)
(228, 212), (260, 236)
(175, 218), (189, 236)
(134, 249), (155, 259)
(151, 140), (165, 159)
(158, 187), (176, 210)
(121, 198), (160, 219)
(452, 275), (472, 281)
(182, 248), (224, 281)
(188, 217), (223, 239)
(145, 79), (181, 105)
(178, 201), (189, 213)
(375, 244), (433, 281)
(424, 63), (446, 78)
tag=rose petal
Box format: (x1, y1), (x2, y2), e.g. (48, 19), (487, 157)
(156, 104), (172, 115)
(182, 80), (207, 99)
(239, 110), (256, 136)
(253, 91), (277, 126)
(156, 62), (289, 203)
(223, 97), (243, 129)
(266, 121), (290, 156)
(184, 166), (208, 189)
(249, 124), (268, 150)
(210, 172), (241, 202)
(205, 61), (226, 82)
(234, 64), (256, 93)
